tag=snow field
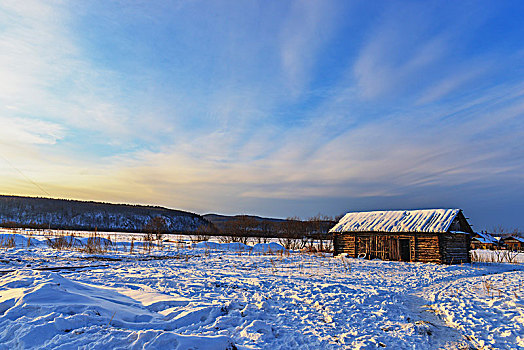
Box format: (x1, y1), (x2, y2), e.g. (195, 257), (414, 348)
(0, 234), (523, 349)
(419, 269), (524, 349)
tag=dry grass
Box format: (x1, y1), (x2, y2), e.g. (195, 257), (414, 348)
(189, 234), (209, 243)
(143, 233), (154, 253)
(79, 231), (113, 254)
(0, 235), (15, 249)
(478, 276), (523, 300)
(46, 232), (78, 250)
(44, 231), (116, 254)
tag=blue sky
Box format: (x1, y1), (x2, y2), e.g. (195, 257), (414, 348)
(1, 0), (523, 231)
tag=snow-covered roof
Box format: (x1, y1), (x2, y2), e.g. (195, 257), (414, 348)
(503, 236), (524, 243)
(472, 232), (497, 244)
(329, 209), (460, 233)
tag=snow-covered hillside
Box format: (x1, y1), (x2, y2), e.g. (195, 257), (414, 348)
(0, 195), (208, 232)
(0, 233), (523, 349)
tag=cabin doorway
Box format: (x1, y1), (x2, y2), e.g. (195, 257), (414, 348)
(399, 239), (410, 261)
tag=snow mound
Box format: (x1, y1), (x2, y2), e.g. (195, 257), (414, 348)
(0, 233), (44, 247)
(193, 241), (285, 253)
(0, 271), (236, 349)
(77, 236), (113, 246)
(46, 235), (83, 247)
(252, 242), (285, 253)
(194, 241), (251, 251)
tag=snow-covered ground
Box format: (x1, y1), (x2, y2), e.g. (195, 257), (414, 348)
(0, 231), (523, 349)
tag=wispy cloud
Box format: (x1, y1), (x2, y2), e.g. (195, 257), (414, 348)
(94, 77), (522, 207)
(0, 116), (64, 145)
(416, 62), (490, 105)
(0, 1), (151, 144)
(279, 0), (342, 98)
(353, 7), (450, 100)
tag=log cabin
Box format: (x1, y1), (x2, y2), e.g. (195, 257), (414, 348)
(500, 236), (524, 251)
(470, 232), (498, 250)
(331, 209), (473, 264)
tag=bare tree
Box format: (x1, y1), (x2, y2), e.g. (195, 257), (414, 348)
(277, 217), (304, 250)
(221, 216), (259, 244)
(144, 216), (167, 243)
(257, 220), (273, 243)
(192, 223), (214, 242)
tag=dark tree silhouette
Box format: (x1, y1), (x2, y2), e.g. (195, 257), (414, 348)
(144, 216), (167, 241)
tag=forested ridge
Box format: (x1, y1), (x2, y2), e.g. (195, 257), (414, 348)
(0, 195), (208, 233)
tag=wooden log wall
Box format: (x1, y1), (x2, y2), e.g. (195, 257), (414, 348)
(335, 232), (469, 264)
(440, 233), (470, 264)
(333, 233), (356, 256)
(414, 234), (441, 263)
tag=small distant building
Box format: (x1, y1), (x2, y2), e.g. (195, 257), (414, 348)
(470, 232), (498, 250)
(500, 236), (524, 251)
(331, 209), (473, 264)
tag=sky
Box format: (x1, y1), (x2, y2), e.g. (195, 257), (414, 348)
(1, 0), (523, 231)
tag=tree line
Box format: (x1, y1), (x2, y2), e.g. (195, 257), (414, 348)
(187, 215), (338, 251)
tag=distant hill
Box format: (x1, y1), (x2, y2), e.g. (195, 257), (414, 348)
(0, 195), (209, 233)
